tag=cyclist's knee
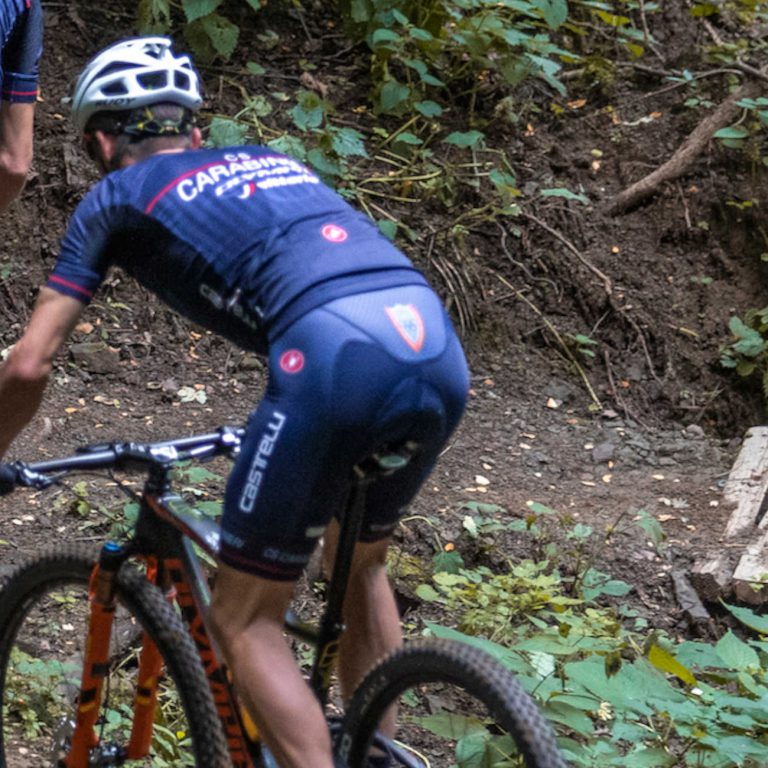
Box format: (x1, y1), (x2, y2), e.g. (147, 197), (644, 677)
(209, 564), (295, 650)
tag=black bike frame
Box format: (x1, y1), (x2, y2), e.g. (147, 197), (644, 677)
(4, 428), (421, 767)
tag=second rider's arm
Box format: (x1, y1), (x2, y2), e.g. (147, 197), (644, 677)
(0, 288), (84, 458)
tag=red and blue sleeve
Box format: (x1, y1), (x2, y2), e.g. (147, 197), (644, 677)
(2, 0), (42, 104)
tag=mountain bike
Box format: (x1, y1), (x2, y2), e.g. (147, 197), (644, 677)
(0, 427), (567, 768)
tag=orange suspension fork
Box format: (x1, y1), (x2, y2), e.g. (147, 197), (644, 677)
(64, 543), (124, 768)
(127, 558), (171, 759)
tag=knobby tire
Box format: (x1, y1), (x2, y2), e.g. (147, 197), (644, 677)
(0, 543), (229, 768)
(338, 638), (568, 768)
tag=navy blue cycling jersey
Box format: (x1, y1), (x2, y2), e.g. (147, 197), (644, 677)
(47, 146), (427, 353)
(1, 0), (42, 103)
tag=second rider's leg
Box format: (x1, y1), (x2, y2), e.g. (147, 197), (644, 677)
(324, 525), (402, 737)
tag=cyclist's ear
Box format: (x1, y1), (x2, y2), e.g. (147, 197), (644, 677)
(190, 126), (202, 149)
(83, 130), (119, 174)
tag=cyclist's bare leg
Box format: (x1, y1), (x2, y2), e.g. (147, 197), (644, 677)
(209, 564), (336, 768)
(324, 522), (402, 737)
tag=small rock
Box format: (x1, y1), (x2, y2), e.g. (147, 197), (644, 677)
(70, 342), (120, 374)
(592, 441), (616, 463)
(683, 424), (705, 440)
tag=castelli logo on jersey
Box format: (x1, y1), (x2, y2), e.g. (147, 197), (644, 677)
(279, 349), (305, 374)
(321, 223), (348, 243)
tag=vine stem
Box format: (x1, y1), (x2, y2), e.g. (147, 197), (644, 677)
(492, 271), (602, 410)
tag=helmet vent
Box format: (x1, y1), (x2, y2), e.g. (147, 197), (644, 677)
(174, 72), (190, 90)
(102, 81), (129, 96)
(138, 72), (168, 91)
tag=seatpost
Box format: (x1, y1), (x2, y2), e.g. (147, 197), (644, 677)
(309, 462), (375, 701)
(310, 448), (414, 702)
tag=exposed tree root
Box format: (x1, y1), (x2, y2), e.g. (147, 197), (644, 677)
(606, 79), (761, 216)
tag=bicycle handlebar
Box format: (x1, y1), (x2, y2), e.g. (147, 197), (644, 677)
(0, 426), (244, 495)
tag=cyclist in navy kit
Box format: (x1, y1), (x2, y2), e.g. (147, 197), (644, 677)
(0, 0), (43, 212)
(0, 37), (469, 767)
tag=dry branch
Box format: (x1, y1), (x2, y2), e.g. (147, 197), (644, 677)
(606, 80), (761, 216)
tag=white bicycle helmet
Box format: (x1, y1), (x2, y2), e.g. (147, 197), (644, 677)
(71, 36), (202, 134)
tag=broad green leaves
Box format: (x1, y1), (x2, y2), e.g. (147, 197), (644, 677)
(418, 503), (768, 767)
(337, 0), (574, 117)
(181, 0), (222, 24)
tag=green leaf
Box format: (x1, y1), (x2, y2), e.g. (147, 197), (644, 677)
(714, 126), (750, 140)
(205, 13), (239, 58)
(182, 0), (223, 23)
(415, 100), (443, 118)
(348, 0), (369, 23)
(620, 746), (677, 767)
(424, 621), (531, 674)
(722, 601), (768, 635)
(526, 501), (558, 516)
(392, 132), (422, 146)
(306, 148), (342, 182)
(371, 28), (400, 47)
(290, 91), (325, 132)
(531, 0), (568, 29)
(243, 0), (264, 10)
(540, 187), (589, 204)
(415, 584), (441, 601)
(247, 61), (266, 75)
(581, 568), (632, 601)
(716, 630), (760, 671)
(267, 134), (308, 161)
(378, 79), (411, 114)
(377, 219), (397, 240)
(544, 700), (595, 736)
(461, 501), (505, 515)
(736, 359), (756, 376)
(443, 130), (485, 149)
(206, 117), (248, 147)
(391, 8), (409, 25)
(647, 644), (697, 685)
(409, 27), (434, 42)
(433, 549), (464, 574)
(331, 127), (368, 158)
(728, 316), (765, 357)
(138, 0), (171, 33)
(635, 510), (666, 547)
(689, 2), (720, 16)
(594, 9), (631, 26)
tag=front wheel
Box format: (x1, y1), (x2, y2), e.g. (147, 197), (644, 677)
(337, 638), (567, 768)
(0, 544), (229, 767)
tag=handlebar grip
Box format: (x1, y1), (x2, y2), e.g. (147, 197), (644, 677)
(0, 463), (17, 495)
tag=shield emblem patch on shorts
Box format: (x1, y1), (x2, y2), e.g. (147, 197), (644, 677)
(385, 304), (425, 352)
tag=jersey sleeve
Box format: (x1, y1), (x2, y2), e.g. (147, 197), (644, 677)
(1, 1), (43, 103)
(46, 181), (116, 304)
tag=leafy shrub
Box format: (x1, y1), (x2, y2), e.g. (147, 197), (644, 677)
(416, 502), (768, 767)
(720, 310), (768, 396)
(138, 0), (266, 61)
(336, 0), (572, 116)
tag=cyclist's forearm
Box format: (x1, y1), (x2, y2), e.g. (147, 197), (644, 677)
(0, 160), (28, 212)
(0, 102), (35, 213)
(0, 357), (48, 458)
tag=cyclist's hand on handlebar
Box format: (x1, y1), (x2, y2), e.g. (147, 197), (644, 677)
(0, 463), (16, 495)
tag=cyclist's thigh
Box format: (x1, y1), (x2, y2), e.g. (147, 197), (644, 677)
(219, 284), (468, 578)
(1, 0), (42, 103)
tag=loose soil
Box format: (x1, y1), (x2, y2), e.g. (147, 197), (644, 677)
(1, 2), (764, 654)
